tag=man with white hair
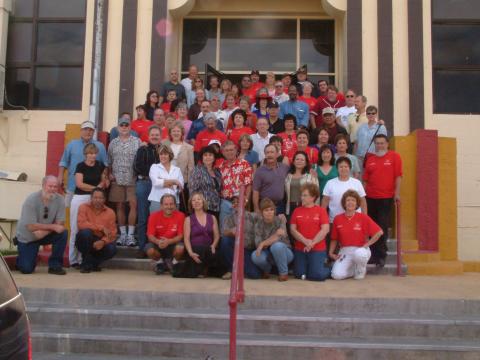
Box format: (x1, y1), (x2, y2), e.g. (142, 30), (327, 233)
(193, 113), (227, 154)
(15, 175), (68, 275)
(272, 81), (289, 104)
(251, 118), (273, 162)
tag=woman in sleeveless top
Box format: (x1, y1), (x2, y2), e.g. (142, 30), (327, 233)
(182, 192), (221, 277)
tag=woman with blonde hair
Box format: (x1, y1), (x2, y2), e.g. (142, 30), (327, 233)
(181, 192), (221, 277)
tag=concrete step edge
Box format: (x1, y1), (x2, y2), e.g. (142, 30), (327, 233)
(31, 329), (480, 351)
(26, 304), (480, 325)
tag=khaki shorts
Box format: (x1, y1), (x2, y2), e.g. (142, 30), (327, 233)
(109, 183), (136, 202)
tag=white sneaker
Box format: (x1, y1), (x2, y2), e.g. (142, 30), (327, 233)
(116, 234), (127, 246)
(354, 265), (367, 280)
(126, 234), (137, 247)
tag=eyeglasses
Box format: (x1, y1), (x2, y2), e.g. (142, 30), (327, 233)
(345, 95), (355, 98)
(119, 123), (130, 127)
(367, 112), (377, 116)
(43, 206), (48, 219)
(151, 94), (158, 98)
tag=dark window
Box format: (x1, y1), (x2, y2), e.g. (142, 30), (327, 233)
(220, 19), (296, 72)
(181, 19), (217, 72)
(300, 20), (335, 73)
(5, 0), (86, 110)
(432, 0), (480, 113)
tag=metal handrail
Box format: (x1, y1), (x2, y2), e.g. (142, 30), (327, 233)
(395, 199), (403, 276)
(228, 185), (246, 360)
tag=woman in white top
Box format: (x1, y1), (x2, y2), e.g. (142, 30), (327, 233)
(148, 144), (184, 213)
(321, 156), (367, 223)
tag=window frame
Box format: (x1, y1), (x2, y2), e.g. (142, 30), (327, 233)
(179, 16), (337, 85)
(431, 1), (480, 114)
(5, 0), (87, 110)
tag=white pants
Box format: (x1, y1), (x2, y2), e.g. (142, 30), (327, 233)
(69, 194), (91, 264)
(331, 246), (371, 280)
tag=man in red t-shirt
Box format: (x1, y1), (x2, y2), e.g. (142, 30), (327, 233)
(131, 105), (153, 143)
(241, 75), (257, 104)
(250, 70), (264, 94)
(145, 194), (185, 274)
(363, 134), (402, 267)
(311, 85), (345, 128)
(193, 113), (227, 154)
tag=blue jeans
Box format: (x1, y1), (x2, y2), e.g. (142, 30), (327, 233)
(251, 242), (293, 276)
(220, 236), (262, 279)
(294, 249), (331, 281)
(75, 229), (117, 269)
(219, 199), (233, 232)
(136, 179), (152, 251)
(16, 230), (68, 273)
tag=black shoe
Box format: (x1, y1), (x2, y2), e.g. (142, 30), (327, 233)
(368, 257), (377, 265)
(92, 266), (102, 272)
(376, 258), (386, 268)
(80, 266), (91, 274)
(155, 262), (166, 275)
(48, 267), (67, 275)
(70, 263), (81, 269)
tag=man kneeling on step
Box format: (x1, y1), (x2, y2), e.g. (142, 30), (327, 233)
(145, 194), (185, 275)
(76, 188), (117, 273)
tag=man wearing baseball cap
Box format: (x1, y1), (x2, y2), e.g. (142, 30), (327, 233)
(322, 107), (348, 144)
(58, 120), (108, 207)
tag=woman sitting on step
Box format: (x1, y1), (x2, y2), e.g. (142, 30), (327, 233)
(180, 192), (223, 278)
(329, 190), (383, 280)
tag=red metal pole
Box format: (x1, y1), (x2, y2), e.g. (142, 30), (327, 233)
(229, 302), (237, 360)
(228, 185), (246, 360)
(396, 200), (403, 276)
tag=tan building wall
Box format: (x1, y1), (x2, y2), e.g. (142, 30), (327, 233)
(0, 0), (478, 261)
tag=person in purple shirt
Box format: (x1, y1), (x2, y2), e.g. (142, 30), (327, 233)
(252, 144), (290, 215)
(182, 192), (221, 278)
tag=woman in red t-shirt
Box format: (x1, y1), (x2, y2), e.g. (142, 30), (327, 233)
(290, 183), (331, 281)
(329, 190), (383, 280)
(227, 109), (254, 147)
(278, 114), (298, 159)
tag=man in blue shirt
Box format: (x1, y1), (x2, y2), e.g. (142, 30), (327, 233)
(279, 85), (310, 128)
(58, 121), (108, 207)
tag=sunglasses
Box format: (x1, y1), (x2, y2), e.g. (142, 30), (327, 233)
(119, 123), (130, 127)
(346, 95), (355, 98)
(43, 206), (48, 219)
(367, 112), (377, 115)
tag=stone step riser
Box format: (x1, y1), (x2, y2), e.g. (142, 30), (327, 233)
(28, 312), (480, 340)
(101, 258), (406, 275)
(22, 289), (480, 316)
(31, 336), (480, 360)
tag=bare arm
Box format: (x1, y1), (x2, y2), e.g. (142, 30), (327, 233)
(183, 217), (201, 263)
(360, 197), (368, 214)
(252, 190), (260, 213)
(395, 176), (402, 201)
(57, 167), (66, 187)
(364, 230), (383, 248)
(311, 223), (330, 247)
(289, 223), (309, 246)
(329, 239), (339, 260)
(75, 173), (97, 192)
(321, 195), (330, 209)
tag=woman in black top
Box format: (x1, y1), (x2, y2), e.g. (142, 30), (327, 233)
(68, 143), (109, 267)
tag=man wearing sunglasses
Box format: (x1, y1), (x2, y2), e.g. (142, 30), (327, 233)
(15, 175), (68, 275)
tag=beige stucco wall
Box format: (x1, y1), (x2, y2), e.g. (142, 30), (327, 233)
(421, 0), (480, 261)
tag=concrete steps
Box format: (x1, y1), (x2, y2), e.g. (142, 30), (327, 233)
(27, 303), (480, 340)
(24, 287), (480, 359)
